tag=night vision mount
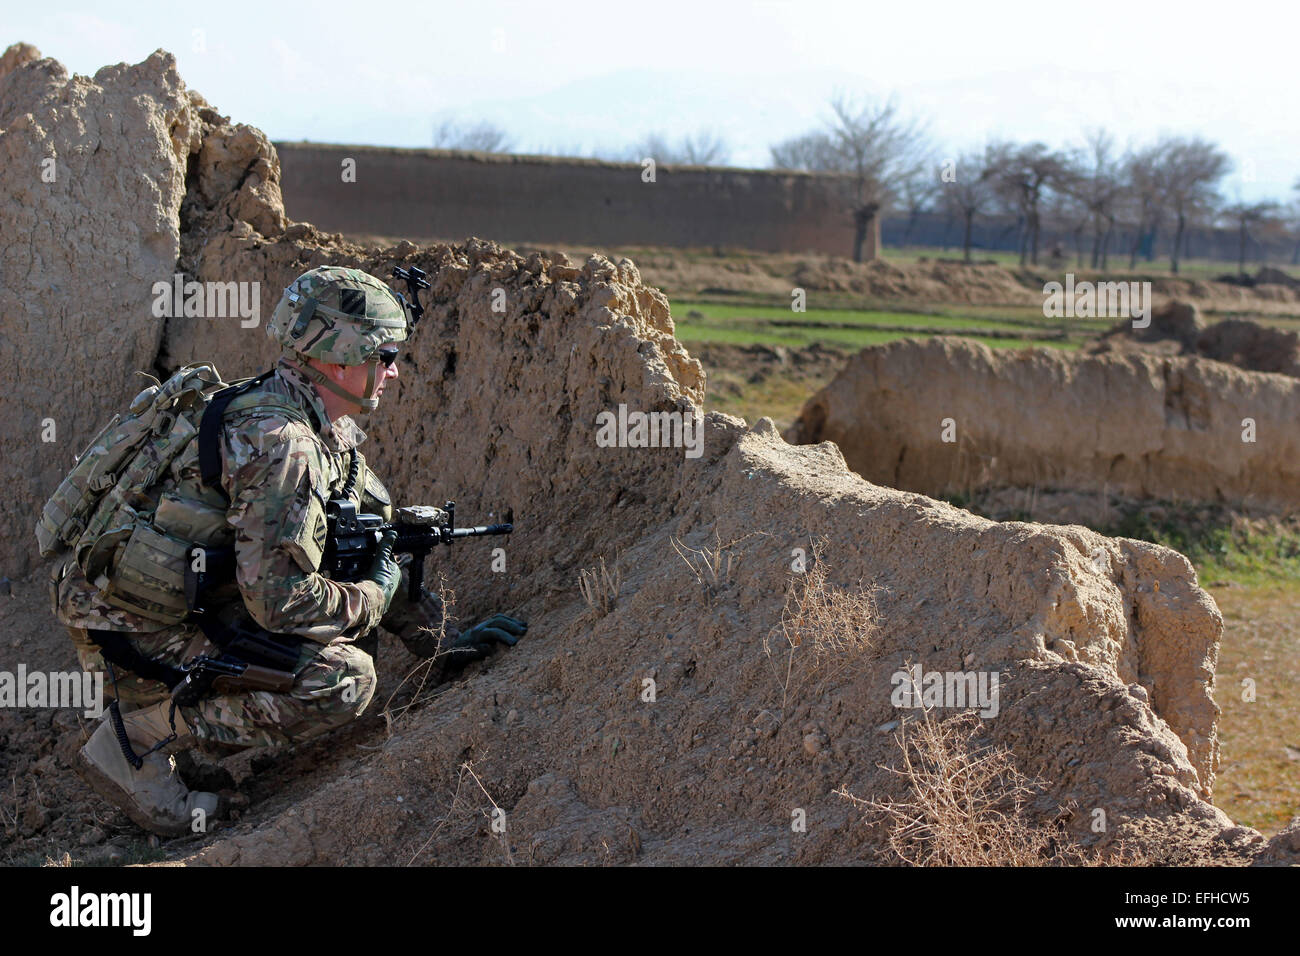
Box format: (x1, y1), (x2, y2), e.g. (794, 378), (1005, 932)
(392, 266), (430, 330)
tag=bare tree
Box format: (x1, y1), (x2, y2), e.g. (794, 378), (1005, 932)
(770, 92), (929, 262)
(432, 119), (512, 153)
(1290, 178), (1300, 266)
(1221, 200), (1280, 275)
(1158, 136), (1230, 274)
(984, 141), (1065, 266)
(896, 163), (940, 248)
(679, 131), (730, 165)
(1041, 186), (1092, 269)
(1060, 129), (1125, 269)
(630, 130), (731, 165)
(940, 150), (996, 263)
(770, 130), (840, 171)
(1121, 142), (1168, 269)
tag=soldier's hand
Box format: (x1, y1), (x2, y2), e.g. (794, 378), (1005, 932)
(463, 614), (527, 647)
(442, 614), (527, 672)
(366, 530), (401, 610)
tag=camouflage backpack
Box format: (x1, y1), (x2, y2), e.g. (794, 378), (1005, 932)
(36, 364), (309, 624)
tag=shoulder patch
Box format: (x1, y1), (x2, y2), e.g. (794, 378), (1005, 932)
(282, 490), (328, 573)
(363, 468), (391, 507)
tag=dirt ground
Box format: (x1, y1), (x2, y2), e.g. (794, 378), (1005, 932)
(1210, 583), (1300, 835)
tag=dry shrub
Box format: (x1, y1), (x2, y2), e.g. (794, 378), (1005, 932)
(379, 576), (460, 731)
(671, 530), (765, 604)
(408, 760), (512, 867)
(763, 539), (881, 709)
(578, 556), (621, 617)
(838, 708), (1152, 866)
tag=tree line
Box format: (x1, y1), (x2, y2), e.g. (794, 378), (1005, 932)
(432, 101), (1298, 272)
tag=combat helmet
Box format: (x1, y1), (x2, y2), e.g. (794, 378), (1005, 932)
(267, 265), (409, 411)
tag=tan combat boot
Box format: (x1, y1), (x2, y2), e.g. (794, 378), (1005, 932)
(76, 700), (222, 837)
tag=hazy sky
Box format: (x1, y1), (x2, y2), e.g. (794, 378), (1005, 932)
(6, 0), (1295, 202)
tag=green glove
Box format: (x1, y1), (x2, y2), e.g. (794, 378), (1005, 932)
(365, 530), (401, 611)
(442, 614), (527, 672)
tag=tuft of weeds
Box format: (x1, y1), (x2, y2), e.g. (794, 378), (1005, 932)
(578, 556), (622, 617)
(408, 759), (513, 867)
(763, 539), (881, 711)
(838, 708), (1152, 866)
(670, 530), (765, 604)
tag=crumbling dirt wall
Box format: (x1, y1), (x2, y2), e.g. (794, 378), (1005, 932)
(0, 45), (287, 578)
(1, 46), (196, 578)
(3, 45), (1296, 866)
(788, 337), (1300, 513)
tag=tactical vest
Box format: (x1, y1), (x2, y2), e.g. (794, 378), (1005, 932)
(36, 365), (313, 625)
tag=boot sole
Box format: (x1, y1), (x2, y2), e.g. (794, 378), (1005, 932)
(75, 748), (192, 838)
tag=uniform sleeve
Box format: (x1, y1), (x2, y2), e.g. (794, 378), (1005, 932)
(222, 417), (387, 643)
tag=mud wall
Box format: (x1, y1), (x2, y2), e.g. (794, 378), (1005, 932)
(274, 143), (861, 256)
(788, 337), (1300, 512)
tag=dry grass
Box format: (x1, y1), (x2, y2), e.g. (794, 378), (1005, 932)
(763, 539), (881, 710)
(379, 577), (461, 731)
(670, 530), (765, 604)
(838, 708), (1152, 866)
(578, 556), (621, 617)
(407, 759), (513, 867)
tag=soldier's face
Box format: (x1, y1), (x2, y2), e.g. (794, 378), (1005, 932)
(318, 354), (400, 415)
(368, 351), (400, 400)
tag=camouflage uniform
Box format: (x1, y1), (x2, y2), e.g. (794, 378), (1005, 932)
(51, 266), (427, 750)
(51, 360), (414, 748)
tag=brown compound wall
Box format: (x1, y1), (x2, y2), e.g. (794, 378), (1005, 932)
(275, 143), (862, 256)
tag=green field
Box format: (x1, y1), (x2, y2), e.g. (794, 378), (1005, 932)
(674, 301), (1094, 351)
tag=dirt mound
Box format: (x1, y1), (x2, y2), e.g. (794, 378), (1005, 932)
(787, 337), (1300, 514)
(1094, 300), (1300, 378)
(180, 423), (1246, 864)
(0, 44), (293, 579)
(1253, 267), (1300, 291)
(787, 256), (1041, 305)
(3, 45), (1297, 866)
(1096, 299), (1206, 353)
(694, 342), (847, 383)
(1148, 275), (1300, 313)
(610, 250), (1042, 306)
(604, 249), (793, 299)
(1196, 319), (1300, 378)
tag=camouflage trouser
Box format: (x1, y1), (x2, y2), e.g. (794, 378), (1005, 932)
(66, 625), (376, 750)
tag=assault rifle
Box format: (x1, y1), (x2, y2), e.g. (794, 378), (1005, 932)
(178, 499), (509, 702)
(184, 500), (514, 611)
(324, 500), (513, 601)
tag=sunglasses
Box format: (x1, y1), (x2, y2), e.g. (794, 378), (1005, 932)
(375, 347), (400, 368)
